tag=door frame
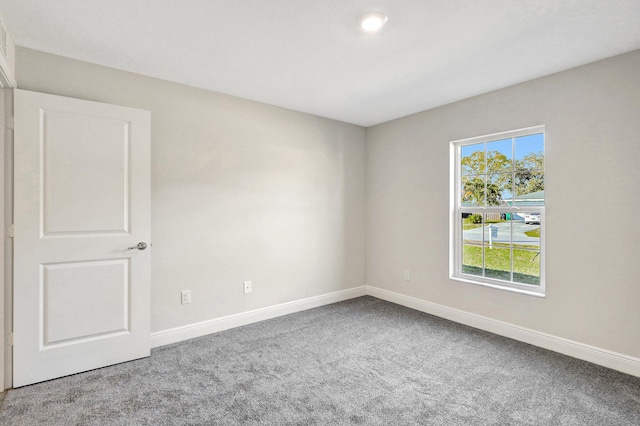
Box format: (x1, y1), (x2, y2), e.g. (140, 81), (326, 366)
(1, 88), (13, 391)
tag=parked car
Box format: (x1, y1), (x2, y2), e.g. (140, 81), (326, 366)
(523, 213), (540, 224)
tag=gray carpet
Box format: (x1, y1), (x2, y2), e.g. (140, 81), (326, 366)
(1, 296), (639, 425)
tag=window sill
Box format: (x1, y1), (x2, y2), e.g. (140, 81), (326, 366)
(450, 275), (546, 298)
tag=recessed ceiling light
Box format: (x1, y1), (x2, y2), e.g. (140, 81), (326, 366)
(359, 12), (388, 33)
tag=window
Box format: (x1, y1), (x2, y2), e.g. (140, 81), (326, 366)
(450, 126), (545, 296)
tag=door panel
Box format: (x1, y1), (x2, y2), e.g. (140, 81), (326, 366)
(43, 259), (129, 345)
(13, 89), (150, 387)
(42, 110), (130, 235)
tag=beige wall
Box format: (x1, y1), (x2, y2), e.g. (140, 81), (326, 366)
(15, 47), (366, 333)
(13, 46), (640, 362)
(366, 50), (640, 358)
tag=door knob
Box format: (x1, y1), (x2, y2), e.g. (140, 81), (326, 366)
(127, 242), (148, 250)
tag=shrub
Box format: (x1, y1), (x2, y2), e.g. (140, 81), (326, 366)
(469, 214), (483, 224)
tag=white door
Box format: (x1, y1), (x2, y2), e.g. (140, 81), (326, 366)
(13, 89), (151, 387)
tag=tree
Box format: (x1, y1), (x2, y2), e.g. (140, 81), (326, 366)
(462, 176), (502, 206)
(461, 150), (544, 203)
(461, 150), (510, 175)
(461, 151), (509, 205)
(515, 152), (544, 195)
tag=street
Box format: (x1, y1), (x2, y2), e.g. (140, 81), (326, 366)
(463, 222), (540, 246)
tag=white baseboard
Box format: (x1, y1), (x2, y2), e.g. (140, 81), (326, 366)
(150, 283), (640, 377)
(150, 286), (367, 348)
(366, 285), (640, 377)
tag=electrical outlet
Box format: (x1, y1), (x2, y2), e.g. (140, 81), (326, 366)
(243, 281), (252, 294)
(181, 290), (191, 304)
(404, 270), (411, 281)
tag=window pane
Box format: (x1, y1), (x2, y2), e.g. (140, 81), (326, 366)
(483, 214), (510, 246)
(488, 173), (512, 205)
(513, 249), (540, 285)
(514, 171), (544, 206)
(462, 244), (483, 277)
(515, 133), (544, 207)
(462, 212), (484, 244)
(461, 175), (486, 206)
(461, 143), (485, 175)
(486, 138), (512, 173)
(515, 212), (540, 251)
(515, 134), (544, 172)
(484, 247), (511, 281)
(513, 210), (541, 286)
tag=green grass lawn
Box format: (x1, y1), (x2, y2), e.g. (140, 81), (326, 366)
(463, 223), (482, 230)
(462, 245), (540, 285)
(463, 221), (483, 230)
(525, 228), (540, 238)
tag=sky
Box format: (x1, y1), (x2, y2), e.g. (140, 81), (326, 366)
(461, 133), (544, 165)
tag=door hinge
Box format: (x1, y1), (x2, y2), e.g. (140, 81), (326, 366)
(6, 333), (13, 346)
(7, 224), (14, 238)
(5, 115), (13, 130)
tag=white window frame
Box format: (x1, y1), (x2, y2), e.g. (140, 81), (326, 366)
(449, 125), (545, 297)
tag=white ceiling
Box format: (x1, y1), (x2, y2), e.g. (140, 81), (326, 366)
(1, 1), (640, 126)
